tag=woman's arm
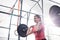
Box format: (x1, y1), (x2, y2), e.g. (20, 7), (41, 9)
(26, 24), (43, 36)
(26, 26), (33, 35)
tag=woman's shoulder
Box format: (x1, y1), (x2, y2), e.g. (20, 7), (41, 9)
(30, 25), (35, 28)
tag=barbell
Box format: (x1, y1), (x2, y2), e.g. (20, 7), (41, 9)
(15, 23), (41, 37)
(17, 24), (28, 37)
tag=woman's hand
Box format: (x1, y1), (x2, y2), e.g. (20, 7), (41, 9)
(35, 22), (41, 31)
(26, 27), (33, 35)
(14, 30), (18, 36)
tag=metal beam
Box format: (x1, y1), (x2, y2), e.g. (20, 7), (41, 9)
(37, 3), (42, 10)
(0, 11), (40, 20)
(0, 5), (37, 15)
(0, 11), (20, 17)
(7, 0), (18, 40)
(31, 0), (40, 3)
(30, 0), (41, 11)
(0, 26), (9, 29)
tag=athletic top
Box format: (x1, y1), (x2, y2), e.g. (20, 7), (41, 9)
(32, 24), (45, 40)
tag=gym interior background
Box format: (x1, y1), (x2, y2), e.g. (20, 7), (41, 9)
(0, 0), (60, 40)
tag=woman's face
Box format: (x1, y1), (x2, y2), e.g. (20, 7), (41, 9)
(34, 16), (41, 23)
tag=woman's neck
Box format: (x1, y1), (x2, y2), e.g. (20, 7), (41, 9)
(36, 22), (41, 26)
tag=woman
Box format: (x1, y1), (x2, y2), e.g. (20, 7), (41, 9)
(26, 15), (46, 40)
